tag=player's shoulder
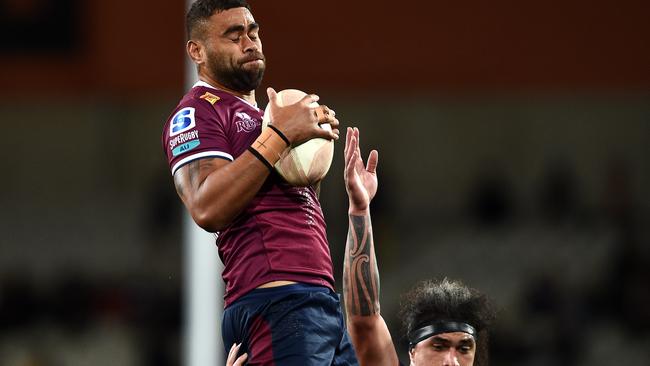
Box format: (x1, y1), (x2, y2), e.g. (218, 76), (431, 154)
(164, 86), (230, 128)
(177, 85), (229, 112)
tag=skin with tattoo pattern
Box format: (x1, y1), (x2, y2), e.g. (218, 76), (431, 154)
(344, 214), (380, 317)
(343, 127), (397, 366)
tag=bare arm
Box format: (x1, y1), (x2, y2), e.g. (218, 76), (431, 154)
(174, 88), (339, 232)
(173, 152), (270, 232)
(342, 127), (398, 366)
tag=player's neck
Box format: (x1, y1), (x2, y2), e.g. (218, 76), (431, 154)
(198, 76), (257, 105)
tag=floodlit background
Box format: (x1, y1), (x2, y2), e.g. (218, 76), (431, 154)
(1, 0), (649, 365)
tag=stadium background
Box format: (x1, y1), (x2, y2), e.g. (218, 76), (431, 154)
(1, 0), (649, 364)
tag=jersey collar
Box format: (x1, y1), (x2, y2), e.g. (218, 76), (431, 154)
(193, 80), (260, 110)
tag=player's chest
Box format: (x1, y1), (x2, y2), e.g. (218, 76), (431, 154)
(224, 107), (264, 152)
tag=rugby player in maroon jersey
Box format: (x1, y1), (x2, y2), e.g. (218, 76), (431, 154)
(162, 0), (358, 364)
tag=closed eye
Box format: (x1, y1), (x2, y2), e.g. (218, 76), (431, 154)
(223, 23), (259, 42)
(432, 343), (448, 351)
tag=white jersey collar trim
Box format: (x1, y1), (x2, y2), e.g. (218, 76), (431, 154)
(192, 80), (260, 110)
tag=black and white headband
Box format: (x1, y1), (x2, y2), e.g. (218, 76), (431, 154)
(408, 320), (478, 347)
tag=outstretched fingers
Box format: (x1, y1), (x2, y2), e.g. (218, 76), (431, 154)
(227, 343), (239, 359)
(226, 343), (248, 366)
(352, 127), (365, 171)
(344, 127), (353, 156)
(344, 127), (357, 167)
(233, 354), (248, 366)
(366, 149), (379, 174)
(344, 136), (359, 183)
(345, 151), (360, 195)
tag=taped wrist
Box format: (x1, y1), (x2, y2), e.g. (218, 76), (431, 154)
(248, 126), (290, 171)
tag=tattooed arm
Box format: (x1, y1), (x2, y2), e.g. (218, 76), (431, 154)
(344, 214), (379, 316)
(342, 127), (399, 366)
(173, 152), (270, 232)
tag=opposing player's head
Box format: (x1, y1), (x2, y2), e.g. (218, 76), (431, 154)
(186, 0), (265, 93)
(400, 278), (495, 366)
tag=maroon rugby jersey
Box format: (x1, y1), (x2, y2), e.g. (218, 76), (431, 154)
(162, 81), (335, 307)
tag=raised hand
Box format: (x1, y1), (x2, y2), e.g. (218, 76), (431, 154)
(344, 127), (378, 214)
(266, 87), (340, 146)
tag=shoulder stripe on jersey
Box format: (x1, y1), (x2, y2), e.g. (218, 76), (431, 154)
(171, 151), (234, 175)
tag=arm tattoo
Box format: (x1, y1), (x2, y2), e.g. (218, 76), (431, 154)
(173, 158), (217, 200)
(173, 172), (185, 198)
(343, 214), (380, 316)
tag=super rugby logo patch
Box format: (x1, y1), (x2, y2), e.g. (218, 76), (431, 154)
(170, 130), (200, 156)
(235, 112), (260, 133)
(170, 107), (196, 137)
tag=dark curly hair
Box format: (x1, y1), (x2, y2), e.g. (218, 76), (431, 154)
(400, 278), (496, 366)
(186, 0), (251, 40)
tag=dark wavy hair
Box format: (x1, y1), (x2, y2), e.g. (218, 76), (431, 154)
(399, 278), (496, 366)
(186, 0), (251, 40)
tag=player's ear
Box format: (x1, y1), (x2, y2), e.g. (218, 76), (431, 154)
(187, 40), (205, 65)
(409, 347), (416, 365)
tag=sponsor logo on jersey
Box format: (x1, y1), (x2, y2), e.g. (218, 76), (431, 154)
(169, 130), (200, 150)
(172, 139), (201, 156)
(235, 112), (260, 133)
(200, 92), (220, 105)
(170, 107), (196, 137)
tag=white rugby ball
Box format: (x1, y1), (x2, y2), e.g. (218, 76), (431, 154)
(262, 89), (334, 186)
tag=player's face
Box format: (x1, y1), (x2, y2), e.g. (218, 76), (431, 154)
(409, 332), (476, 366)
(204, 7), (265, 93)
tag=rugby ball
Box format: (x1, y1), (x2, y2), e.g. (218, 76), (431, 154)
(262, 89), (334, 186)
